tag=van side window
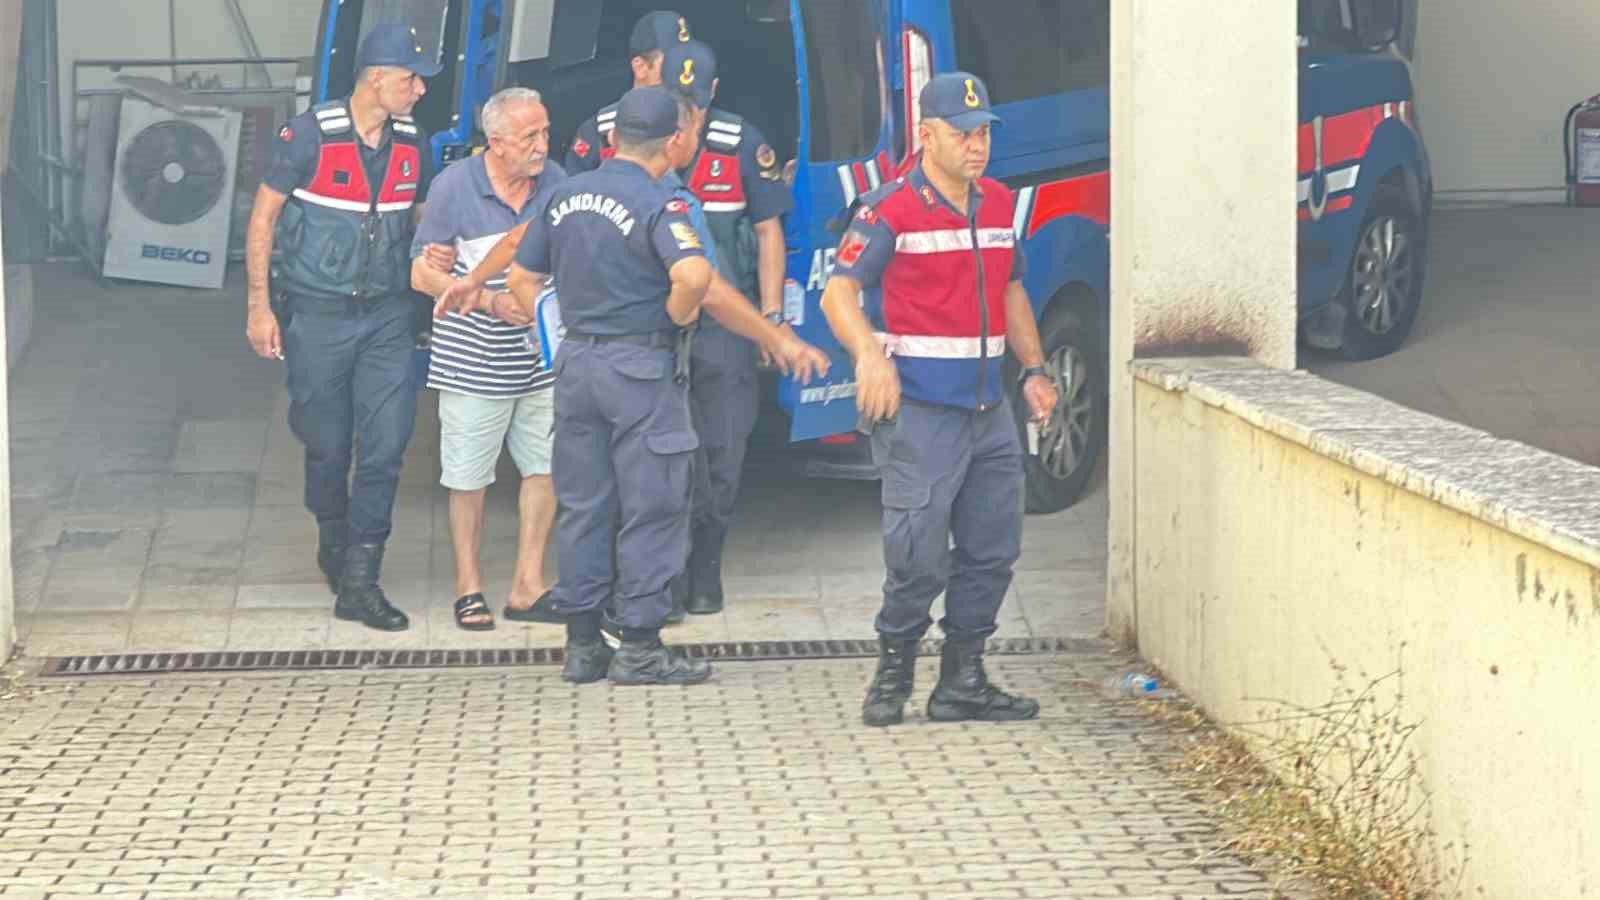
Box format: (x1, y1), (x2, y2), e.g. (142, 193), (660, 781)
(801, 0), (884, 160)
(949, 0), (1110, 105)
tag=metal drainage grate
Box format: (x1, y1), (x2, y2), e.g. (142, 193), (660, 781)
(36, 637), (1098, 677)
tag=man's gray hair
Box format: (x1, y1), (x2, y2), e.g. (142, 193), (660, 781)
(480, 87), (545, 137)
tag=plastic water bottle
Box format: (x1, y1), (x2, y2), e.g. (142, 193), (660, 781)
(1102, 672), (1171, 700)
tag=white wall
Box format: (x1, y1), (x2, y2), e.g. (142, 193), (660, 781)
(1107, 0), (1299, 642)
(58, 0), (324, 158)
(1129, 358), (1600, 899)
(1413, 1), (1600, 199)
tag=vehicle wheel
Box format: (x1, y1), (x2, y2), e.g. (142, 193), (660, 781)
(1338, 185), (1425, 360)
(1009, 298), (1107, 514)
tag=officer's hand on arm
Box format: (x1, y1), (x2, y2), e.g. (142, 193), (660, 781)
(821, 274), (899, 422)
(1003, 280), (1059, 421)
(489, 290), (534, 326)
(429, 224), (520, 318)
(244, 184), (290, 360)
(422, 243), (457, 273)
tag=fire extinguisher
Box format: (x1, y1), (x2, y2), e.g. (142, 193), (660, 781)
(1564, 94), (1600, 206)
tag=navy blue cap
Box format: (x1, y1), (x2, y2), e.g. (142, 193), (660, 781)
(919, 71), (1000, 130)
(615, 86), (682, 141)
(629, 10), (692, 57)
(662, 39), (716, 109)
(357, 23), (443, 77)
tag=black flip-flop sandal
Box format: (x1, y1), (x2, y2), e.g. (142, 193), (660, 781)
(503, 590), (567, 624)
(453, 593), (496, 631)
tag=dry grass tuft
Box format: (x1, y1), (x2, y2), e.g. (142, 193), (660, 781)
(1142, 651), (1475, 899)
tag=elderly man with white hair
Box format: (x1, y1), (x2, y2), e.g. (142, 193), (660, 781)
(411, 86), (567, 631)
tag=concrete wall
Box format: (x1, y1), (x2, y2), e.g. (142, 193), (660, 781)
(1413, 0), (1600, 199)
(0, 0), (20, 656)
(1128, 358), (1599, 899)
(1107, 0), (1299, 644)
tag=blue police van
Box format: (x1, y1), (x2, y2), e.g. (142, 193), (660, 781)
(314, 0), (1431, 514)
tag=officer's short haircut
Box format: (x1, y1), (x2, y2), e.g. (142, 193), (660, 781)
(480, 87), (545, 138)
(614, 93), (693, 158)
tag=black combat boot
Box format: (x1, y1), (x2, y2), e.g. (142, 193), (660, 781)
(926, 634), (1040, 722)
(607, 628), (713, 686)
(684, 522), (726, 615)
(332, 543), (409, 632)
(562, 611), (614, 684)
(861, 635), (919, 727)
(316, 517), (346, 594)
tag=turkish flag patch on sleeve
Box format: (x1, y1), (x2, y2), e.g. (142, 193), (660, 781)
(837, 230), (870, 267)
(572, 137), (590, 158)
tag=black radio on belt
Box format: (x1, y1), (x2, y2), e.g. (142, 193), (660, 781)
(674, 322), (698, 385)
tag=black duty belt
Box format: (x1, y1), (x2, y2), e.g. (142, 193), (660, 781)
(564, 330), (678, 349)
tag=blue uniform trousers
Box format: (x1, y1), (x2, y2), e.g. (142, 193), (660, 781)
(282, 294), (418, 546)
(868, 398), (1025, 640)
(549, 338), (699, 629)
(688, 324), (760, 535)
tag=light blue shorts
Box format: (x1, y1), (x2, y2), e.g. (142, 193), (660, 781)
(438, 389), (554, 490)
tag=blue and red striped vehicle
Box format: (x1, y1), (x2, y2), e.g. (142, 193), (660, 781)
(314, 0), (1429, 513)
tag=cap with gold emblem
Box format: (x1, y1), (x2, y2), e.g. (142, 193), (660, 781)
(919, 71), (1000, 131)
(628, 10), (693, 57)
(661, 38), (717, 109)
(356, 22), (443, 77)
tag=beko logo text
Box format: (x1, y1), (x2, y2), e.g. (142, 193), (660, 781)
(141, 244), (212, 264)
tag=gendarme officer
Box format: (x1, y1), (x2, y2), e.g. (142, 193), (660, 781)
(660, 39), (793, 618)
(565, 10), (692, 173)
(821, 73), (1060, 726)
(509, 87), (715, 686)
(244, 23), (439, 631)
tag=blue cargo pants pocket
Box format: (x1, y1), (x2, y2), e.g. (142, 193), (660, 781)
(882, 474), (933, 573)
(870, 419), (938, 575)
(644, 429), (699, 509)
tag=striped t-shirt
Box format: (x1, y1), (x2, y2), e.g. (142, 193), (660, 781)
(410, 155), (567, 397)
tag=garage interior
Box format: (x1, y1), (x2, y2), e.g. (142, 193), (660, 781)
(2, 0), (1600, 657)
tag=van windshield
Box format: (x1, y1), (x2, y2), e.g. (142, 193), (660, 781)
(1298, 0), (1400, 54)
(800, 0), (883, 161)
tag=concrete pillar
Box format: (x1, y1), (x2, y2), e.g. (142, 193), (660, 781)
(0, 0), (22, 656)
(1106, 1), (1298, 645)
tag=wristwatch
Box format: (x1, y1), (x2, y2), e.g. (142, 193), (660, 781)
(763, 310), (786, 325)
(1019, 365), (1049, 386)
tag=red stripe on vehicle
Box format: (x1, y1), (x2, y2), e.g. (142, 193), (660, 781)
(1025, 170), (1110, 236)
(877, 151), (897, 182)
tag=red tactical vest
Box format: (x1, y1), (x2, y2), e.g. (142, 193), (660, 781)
(870, 168), (1018, 410)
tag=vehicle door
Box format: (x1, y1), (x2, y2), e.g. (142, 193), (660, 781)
(781, 0), (899, 442)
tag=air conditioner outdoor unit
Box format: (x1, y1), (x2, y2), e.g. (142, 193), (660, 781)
(100, 77), (242, 290)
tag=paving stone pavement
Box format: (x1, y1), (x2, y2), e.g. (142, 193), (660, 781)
(0, 652), (1283, 899)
